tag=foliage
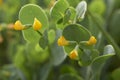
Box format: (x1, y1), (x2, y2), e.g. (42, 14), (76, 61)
(0, 0), (120, 80)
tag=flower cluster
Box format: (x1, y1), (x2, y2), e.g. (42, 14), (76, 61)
(57, 36), (97, 60)
(14, 18), (42, 31)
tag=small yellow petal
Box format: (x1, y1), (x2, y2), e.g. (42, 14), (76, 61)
(87, 36), (97, 45)
(33, 18), (42, 30)
(57, 36), (69, 46)
(69, 50), (78, 59)
(14, 20), (24, 30)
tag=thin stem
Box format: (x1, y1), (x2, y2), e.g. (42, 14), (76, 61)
(88, 10), (120, 57)
(36, 30), (43, 36)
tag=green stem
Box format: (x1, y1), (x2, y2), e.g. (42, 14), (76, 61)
(36, 30), (43, 36)
(88, 10), (120, 57)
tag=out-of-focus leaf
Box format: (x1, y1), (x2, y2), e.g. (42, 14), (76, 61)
(112, 68), (120, 80)
(39, 61), (52, 80)
(90, 45), (115, 80)
(58, 73), (83, 80)
(0, 65), (26, 80)
(109, 10), (120, 45)
(50, 29), (67, 66)
(89, 0), (106, 15)
(48, 29), (56, 44)
(60, 65), (78, 74)
(26, 43), (49, 64)
(19, 4), (49, 43)
(105, 0), (115, 18)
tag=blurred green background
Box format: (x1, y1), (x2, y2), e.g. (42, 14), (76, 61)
(0, 0), (120, 80)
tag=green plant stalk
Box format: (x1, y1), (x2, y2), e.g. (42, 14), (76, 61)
(88, 11), (120, 57)
(36, 31), (43, 36)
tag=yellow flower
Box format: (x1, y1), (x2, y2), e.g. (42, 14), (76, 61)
(14, 20), (25, 30)
(0, 0), (3, 5)
(69, 50), (78, 59)
(87, 36), (97, 45)
(33, 18), (42, 30)
(57, 36), (69, 46)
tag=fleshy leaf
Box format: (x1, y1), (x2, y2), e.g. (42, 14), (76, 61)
(19, 4), (49, 43)
(50, 0), (69, 22)
(50, 29), (67, 66)
(62, 24), (91, 43)
(39, 30), (48, 49)
(90, 45), (115, 80)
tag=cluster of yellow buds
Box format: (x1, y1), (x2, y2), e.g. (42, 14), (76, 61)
(57, 36), (69, 46)
(57, 35), (97, 60)
(87, 36), (97, 45)
(14, 18), (42, 31)
(57, 36), (79, 60)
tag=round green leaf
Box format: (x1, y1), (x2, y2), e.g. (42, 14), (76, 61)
(62, 24), (91, 43)
(112, 68), (120, 80)
(50, 0), (69, 22)
(19, 4), (49, 43)
(89, 0), (106, 15)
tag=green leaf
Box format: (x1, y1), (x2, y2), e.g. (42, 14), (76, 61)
(26, 43), (49, 64)
(67, 0), (81, 7)
(63, 7), (76, 24)
(64, 42), (77, 54)
(39, 61), (52, 80)
(39, 30), (48, 49)
(50, 29), (67, 66)
(76, 1), (87, 21)
(89, 0), (106, 15)
(63, 8), (71, 24)
(112, 68), (120, 80)
(19, 4), (49, 43)
(0, 65), (26, 80)
(50, 0), (69, 22)
(109, 10), (120, 45)
(90, 45), (115, 80)
(60, 65), (78, 74)
(22, 27), (40, 43)
(62, 24), (91, 43)
(78, 49), (92, 66)
(48, 29), (56, 44)
(58, 73), (83, 80)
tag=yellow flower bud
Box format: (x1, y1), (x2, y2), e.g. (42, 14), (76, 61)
(87, 36), (97, 45)
(57, 36), (69, 46)
(33, 18), (42, 30)
(69, 50), (78, 59)
(14, 20), (25, 30)
(0, 0), (3, 5)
